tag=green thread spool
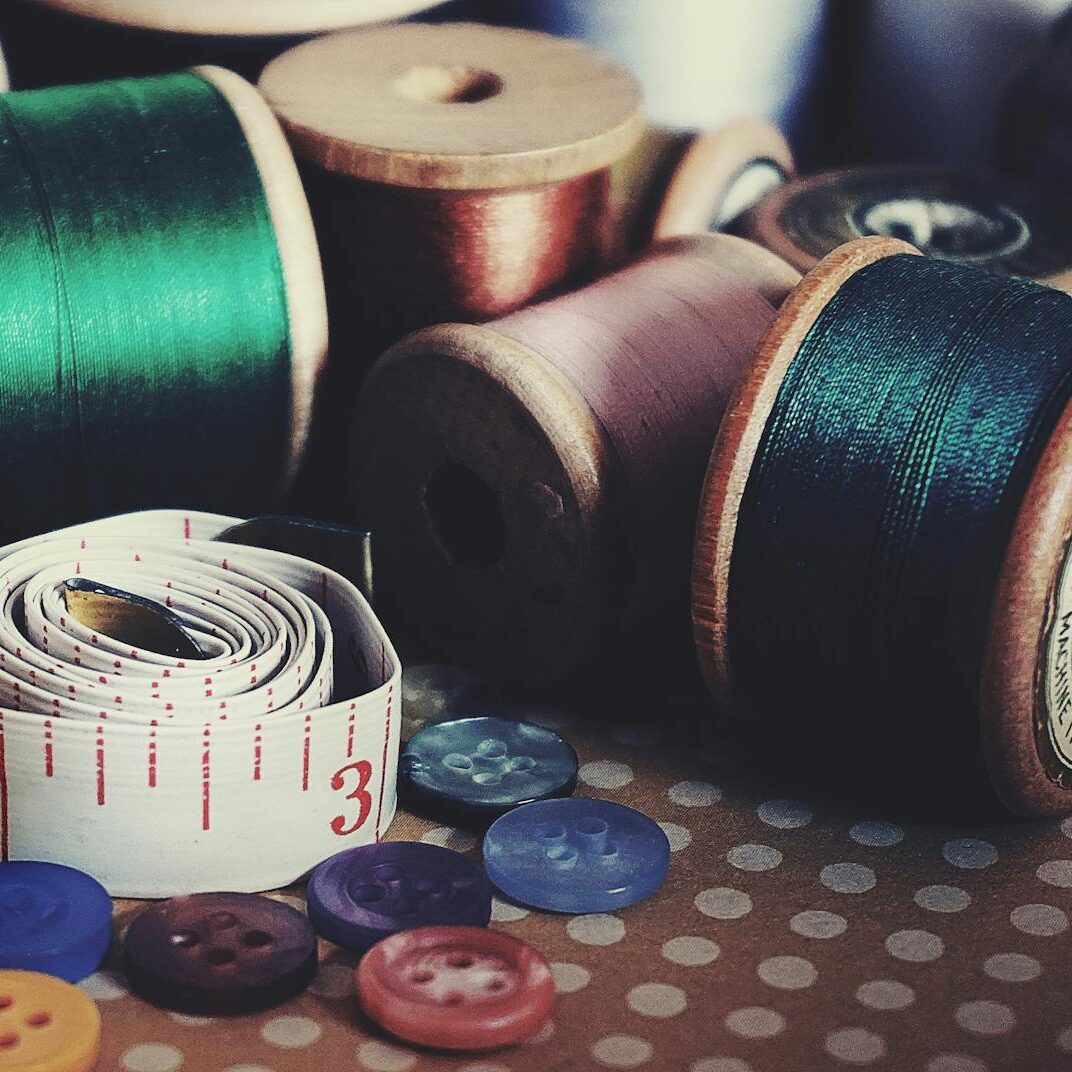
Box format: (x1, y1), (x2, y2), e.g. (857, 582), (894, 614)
(0, 67), (326, 539)
(694, 237), (1072, 817)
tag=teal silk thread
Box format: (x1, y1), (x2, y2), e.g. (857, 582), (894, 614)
(0, 72), (291, 538)
(730, 254), (1072, 755)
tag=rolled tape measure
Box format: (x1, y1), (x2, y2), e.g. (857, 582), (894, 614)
(734, 165), (1072, 292)
(0, 511), (401, 897)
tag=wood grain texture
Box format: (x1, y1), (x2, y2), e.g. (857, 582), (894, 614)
(259, 22), (643, 189)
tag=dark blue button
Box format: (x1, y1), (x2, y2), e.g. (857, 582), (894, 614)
(400, 717), (578, 824)
(0, 861), (112, 982)
(482, 798), (670, 913)
(308, 842), (492, 953)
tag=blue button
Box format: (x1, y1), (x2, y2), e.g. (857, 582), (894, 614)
(307, 842), (492, 953)
(400, 717), (578, 823)
(0, 861), (113, 982)
(482, 799), (670, 913)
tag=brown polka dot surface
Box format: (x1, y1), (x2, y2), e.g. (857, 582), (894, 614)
(84, 664), (1072, 1071)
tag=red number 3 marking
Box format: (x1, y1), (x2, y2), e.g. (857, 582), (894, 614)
(330, 760), (373, 835)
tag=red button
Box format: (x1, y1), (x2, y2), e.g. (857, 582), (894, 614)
(356, 925), (554, 1051)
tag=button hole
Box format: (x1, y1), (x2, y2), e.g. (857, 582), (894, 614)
(205, 947), (236, 966)
(411, 970), (434, 984)
(25, 1012), (51, 1028)
(241, 930), (273, 949)
(0, 997), (12, 1011)
(444, 993), (464, 1006)
(447, 953), (474, 969)
(0, 1032), (18, 1050)
(486, 979), (507, 992)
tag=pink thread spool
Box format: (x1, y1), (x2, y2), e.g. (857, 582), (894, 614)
(350, 234), (800, 683)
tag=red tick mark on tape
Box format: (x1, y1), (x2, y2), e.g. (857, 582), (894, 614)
(202, 727), (211, 831)
(0, 712), (9, 860)
(253, 723), (263, 782)
(375, 684), (395, 835)
(44, 719), (53, 777)
(96, 725), (106, 806)
(302, 715), (312, 792)
(149, 720), (158, 788)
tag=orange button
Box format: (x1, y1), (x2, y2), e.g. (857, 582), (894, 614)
(0, 971), (101, 1072)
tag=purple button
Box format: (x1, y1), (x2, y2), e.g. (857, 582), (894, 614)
(308, 842), (492, 953)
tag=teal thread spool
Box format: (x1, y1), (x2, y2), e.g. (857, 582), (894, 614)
(0, 68), (325, 538)
(694, 237), (1072, 817)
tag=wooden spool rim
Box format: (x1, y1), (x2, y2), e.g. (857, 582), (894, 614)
(742, 165), (1072, 294)
(197, 66), (327, 491)
(654, 118), (795, 239)
(691, 235), (917, 718)
(29, 0), (449, 37)
(258, 22), (644, 189)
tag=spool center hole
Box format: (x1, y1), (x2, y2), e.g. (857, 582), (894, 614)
(853, 197), (1029, 259)
(424, 462), (507, 570)
(394, 65), (504, 104)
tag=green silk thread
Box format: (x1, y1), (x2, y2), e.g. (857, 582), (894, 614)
(0, 72), (291, 538)
(729, 254), (1072, 766)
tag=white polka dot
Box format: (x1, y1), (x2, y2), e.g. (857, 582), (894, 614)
(943, 838), (997, 869)
(420, 826), (476, 852)
(490, 897), (530, 922)
(695, 887), (752, 920)
(915, 885), (971, 913)
(1063, 816), (1072, 840)
(1057, 1026), (1072, 1052)
(856, 980), (915, 1011)
(525, 1020), (555, 1044)
(955, 1000), (1016, 1036)
(757, 955), (817, 989)
(821, 862), (876, 894)
(662, 936), (719, 966)
(79, 969), (128, 1001)
(266, 894), (305, 913)
(659, 821), (692, 851)
(309, 964), (353, 999)
(926, 1056), (988, 1072)
(727, 843), (782, 871)
(356, 1041), (417, 1071)
(1011, 903), (1069, 936)
(791, 910), (847, 939)
(825, 1028), (886, 1064)
(849, 821), (904, 847)
(627, 983), (687, 1018)
(669, 780), (720, 807)
(260, 1017), (322, 1049)
(168, 1013), (213, 1026)
(984, 953), (1041, 983)
(691, 1061), (752, 1072)
(122, 1044), (185, 1072)
(551, 962), (591, 993)
(579, 760), (634, 789)
(458, 1065), (511, 1072)
(1038, 859), (1072, 888)
(757, 799), (812, 828)
(567, 913), (625, 945)
(591, 1035), (653, 1068)
(885, 929), (943, 962)
(725, 1007), (785, 1039)
(612, 725), (660, 747)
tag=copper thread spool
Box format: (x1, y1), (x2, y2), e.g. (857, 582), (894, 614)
(693, 236), (1072, 816)
(350, 234), (800, 683)
(731, 164), (1072, 293)
(259, 22), (642, 513)
(0, 0), (446, 87)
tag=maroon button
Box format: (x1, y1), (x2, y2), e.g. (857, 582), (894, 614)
(123, 893), (317, 1014)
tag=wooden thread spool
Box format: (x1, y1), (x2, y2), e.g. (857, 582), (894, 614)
(260, 21), (642, 513)
(610, 119), (795, 260)
(731, 164), (1072, 293)
(693, 236), (1072, 816)
(350, 234), (800, 683)
(0, 0), (447, 87)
